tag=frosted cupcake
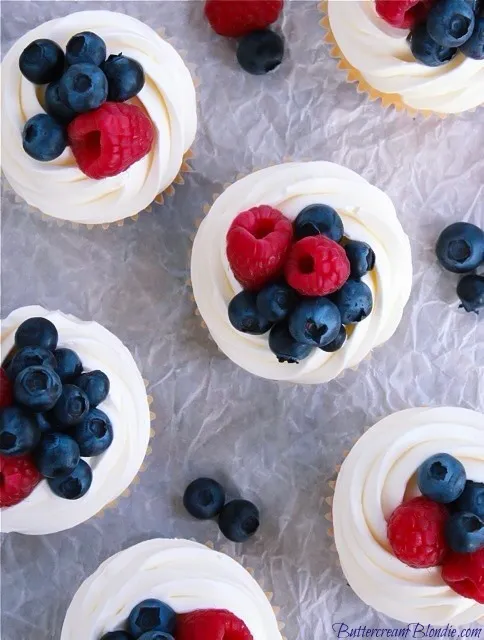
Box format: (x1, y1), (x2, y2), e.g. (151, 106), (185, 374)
(0, 306), (151, 534)
(1, 10), (197, 224)
(333, 407), (484, 625)
(61, 538), (282, 639)
(191, 162), (412, 383)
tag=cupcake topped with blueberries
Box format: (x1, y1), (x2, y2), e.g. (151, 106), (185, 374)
(1, 11), (197, 224)
(0, 306), (151, 535)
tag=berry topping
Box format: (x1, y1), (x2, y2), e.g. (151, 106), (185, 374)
(54, 348), (83, 382)
(53, 384), (90, 427)
(0, 454), (42, 508)
(453, 481), (484, 519)
(427, 0), (475, 47)
(228, 291), (274, 335)
(436, 222), (484, 273)
(68, 102), (155, 179)
(19, 39), (64, 84)
(34, 433), (80, 478)
(284, 236), (350, 297)
(226, 206), (293, 291)
(387, 496), (449, 568)
(457, 275), (484, 314)
(0, 369), (13, 408)
(294, 204), (344, 243)
(34, 413), (54, 434)
(268, 321), (313, 364)
(442, 548), (484, 603)
(15, 317), (58, 352)
(59, 63), (108, 113)
(22, 114), (67, 162)
(376, 0), (437, 29)
(48, 458), (93, 500)
(0, 407), (40, 456)
(45, 80), (77, 125)
(205, 0), (283, 37)
(288, 298), (342, 347)
(446, 512), (484, 553)
(74, 370), (110, 407)
(102, 54), (145, 102)
(177, 609), (253, 640)
(14, 365), (63, 412)
(66, 31), (107, 67)
(71, 408), (113, 456)
(410, 23), (457, 66)
(138, 633), (173, 640)
(344, 240), (376, 280)
(417, 453), (467, 504)
(256, 282), (298, 323)
(128, 600), (176, 637)
(237, 29), (284, 75)
(330, 279), (373, 324)
(319, 324), (347, 353)
(183, 477), (226, 520)
(461, 16), (484, 59)
(101, 633), (134, 640)
(219, 499), (260, 542)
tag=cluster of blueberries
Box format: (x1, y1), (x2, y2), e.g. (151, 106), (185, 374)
(0, 317), (112, 500)
(101, 598), (177, 640)
(436, 221), (484, 313)
(229, 205), (375, 364)
(19, 31), (145, 161)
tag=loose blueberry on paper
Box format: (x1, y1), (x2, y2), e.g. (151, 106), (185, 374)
(183, 477), (226, 520)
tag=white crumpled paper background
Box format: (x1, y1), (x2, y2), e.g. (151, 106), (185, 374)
(1, 1), (484, 638)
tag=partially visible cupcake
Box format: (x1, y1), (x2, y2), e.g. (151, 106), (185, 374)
(61, 538), (282, 639)
(1, 11), (197, 224)
(0, 306), (151, 534)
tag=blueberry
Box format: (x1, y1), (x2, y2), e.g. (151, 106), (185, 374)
(319, 325), (347, 353)
(66, 32), (106, 67)
(102, 54), (145, 102)
(436, 222), (484, 273)
(228, 291), (273, 334)
(183, 478), (226, 520)
(19, 39), (64, 84)
(74, 370), (110, 407)
(236, 29), (284, 75)
(330, 279), (373, 324)
(22, 113), (67, 162)
(15, 317), (58, 351)
(453, 481), (484, 518)
(8, 346), (57, 380)
(33, 412), (53, 434)
(344, 241), (376, 280)
(14, 365), (62, 412)
(100, 634), (134, 640)
(0, 406), (40, 456)
(45, 80), (77, 124)
(427, 0), (475, 47)
(461, 17), (484, 59)
(446, 512), (484, 553)
(268, 321), (313, 364)
(256, 282), (298, 323)
(128, 600), (176, 637)
(71, 408), (113, 456)
(48, 458), (92, 499)
(34, 433), (80, 478)
(294, 204), (344, 243)
(219, 499), (260, 543)
(54, 348), (83, 382)
(138, 633), (174, 640)
(410, 23), (457, 66)
(417, 453), (466, 503)
(457, 275), (484, 313)
(288, 298), (341, 347)
(59, 63), (107, 113)
(52, 384), (90, 427)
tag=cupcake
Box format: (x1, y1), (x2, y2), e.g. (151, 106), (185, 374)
(322, 0), (484, 115)
(0, 306), (151, 534)
(61, 538), (282, 639)
(333, 407), (484, 625)
(191, 161), (412, 383)
(1, 10), (197, 224)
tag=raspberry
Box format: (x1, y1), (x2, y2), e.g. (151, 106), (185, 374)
(387, 496), (449, 568)
(177, 609), (253, 640)
(226, 206), (293, 290)
(442, 549), (484, 604)
(0, 368), (13, 408)
(68, 102), (155, 180)
(205, 0), (283, 37)
(284, 236), (350, 297)
(0, 454), (42, 508)
(376, 0), (436, 29)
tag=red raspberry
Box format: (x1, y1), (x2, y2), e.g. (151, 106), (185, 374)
(376, 0), (436, 29)
(226, 206), (293, 290)
(442, 549), (484, 604)
(284, 236), (350, 297)
(387, 496), (449, 568)
(0, 454), (42, 508)
(177, 609), (253, 640)
(205, 0), (283, 37)
(0, 368), (13, 408)
(68, 102), (155, 180)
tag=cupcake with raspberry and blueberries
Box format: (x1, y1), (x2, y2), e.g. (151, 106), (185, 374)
(321, 0), (484, 115)
(61, 538), (282, 640)
(191, 162), (412, 383)
(0, 306), (151, 534)
(1, 10), (197, 224)
(332, 406), (484, 624)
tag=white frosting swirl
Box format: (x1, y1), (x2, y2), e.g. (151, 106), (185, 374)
(327, 0), (484, 114)
(0, 305), (151, 535)
(61, 538), (282, 640)
(1, 11), (197, 224)
(333, 407), (484, 625)
(191, 162), (412, 384)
